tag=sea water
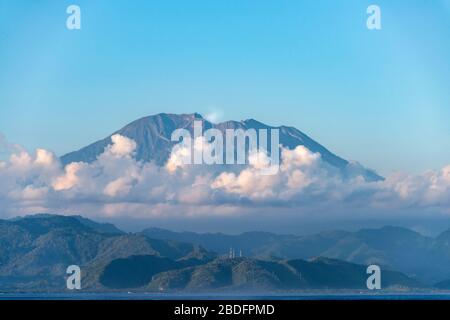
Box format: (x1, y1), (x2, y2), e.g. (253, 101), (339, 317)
(1, 292), (450, 300)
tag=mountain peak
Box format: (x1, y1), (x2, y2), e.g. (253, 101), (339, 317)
(60, 112), (383, 181)
(10, 213), (124, 235)
(242, 118), (269, 129)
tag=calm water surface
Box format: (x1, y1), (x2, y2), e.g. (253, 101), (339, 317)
(1, 292), (450, 300)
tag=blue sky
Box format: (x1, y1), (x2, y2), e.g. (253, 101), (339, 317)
(0, 0), (449, 175)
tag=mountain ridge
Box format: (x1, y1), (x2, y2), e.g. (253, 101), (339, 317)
(142, 225), (450, 284)
(0, 213), (440, 291)
(60, 113), (382, 181)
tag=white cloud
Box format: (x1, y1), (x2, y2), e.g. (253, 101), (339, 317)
(52, 162), (82, 191)
(0, 134), (450, 222)
(106, 134), (137, 157)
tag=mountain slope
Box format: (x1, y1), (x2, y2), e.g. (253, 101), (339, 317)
(0, 213), (440, 292)
(0, 214), (214, 291)
(147, 257), (422, 292)
(142, 226), (450, 284)
(60, 113), (382, 181)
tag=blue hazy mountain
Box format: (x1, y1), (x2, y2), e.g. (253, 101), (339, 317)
(0, 214), (429, 291)
(0, 214), (214, 291)
(61, 113), (382, 181)
(142, 226), (450, 285)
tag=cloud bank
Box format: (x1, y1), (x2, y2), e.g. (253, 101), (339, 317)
(0, 134), (450, 222)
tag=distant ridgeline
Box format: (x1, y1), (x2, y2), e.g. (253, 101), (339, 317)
(3, 214), (450, 292)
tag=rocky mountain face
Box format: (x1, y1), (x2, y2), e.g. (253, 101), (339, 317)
(61, 113), (382, 181)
